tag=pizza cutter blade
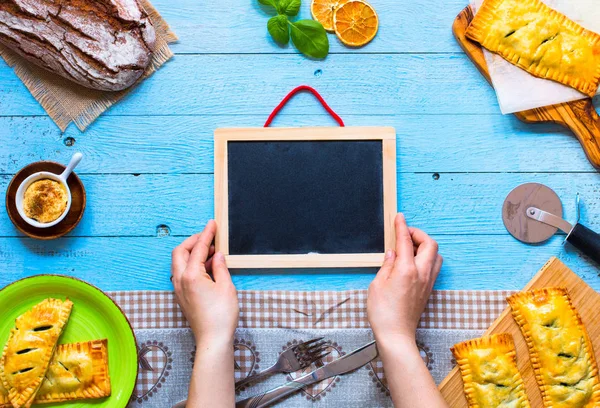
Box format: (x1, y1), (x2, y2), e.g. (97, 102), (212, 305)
(502, 183), (563, 244)
(502, 183), (600, 265)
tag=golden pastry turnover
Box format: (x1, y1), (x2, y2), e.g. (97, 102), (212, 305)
(0, 378), (9, 408)
(0, 298), (73, 408)
(466, 0), (600, 97)
(507, 288), (600, 408)
(452, 333), (531, 408)
(37, 339), (111, 403)
(0, 340), (110, 407)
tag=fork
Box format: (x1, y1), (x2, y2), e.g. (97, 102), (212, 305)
(171, 338), (330, 408)
(235, 337), (330, 389)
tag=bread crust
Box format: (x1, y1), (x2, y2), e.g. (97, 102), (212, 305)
(0, 0), (156, 91)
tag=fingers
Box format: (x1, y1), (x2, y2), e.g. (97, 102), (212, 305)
(432, 255), (443, 282)
(172, 221), (218, 293)
(375, 250), (396, 281)
(204, 245), (216, 272)
(408, 227), (435, 249)
(171, 233), (201, 284)
(394, 213), (415, 265)
(188, 220), (218, 272)
(409, 227), (439, 274)
(211, 252), (234, 286)
(179, 232), (202, 253)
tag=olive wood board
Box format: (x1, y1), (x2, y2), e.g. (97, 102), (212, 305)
(439, 257), (600, 406)
(453, 6), (600, 170)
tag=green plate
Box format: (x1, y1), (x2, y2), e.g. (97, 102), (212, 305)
(0, 275), (138, 407)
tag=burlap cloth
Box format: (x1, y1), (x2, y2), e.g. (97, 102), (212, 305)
(0, 1), (177, 132)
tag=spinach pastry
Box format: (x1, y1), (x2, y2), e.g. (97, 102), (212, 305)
(452, 333), (531, 407)
(508, 288), (600, 408)
(466, 0), (600, 97)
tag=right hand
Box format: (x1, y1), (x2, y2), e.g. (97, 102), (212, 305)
(171, 220), (239, 346)
(367, 213), (443, 345)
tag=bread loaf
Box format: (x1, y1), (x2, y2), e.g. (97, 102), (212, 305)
(0, 0), (156, 91)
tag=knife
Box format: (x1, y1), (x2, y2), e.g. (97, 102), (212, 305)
(235, 340), (378, 408)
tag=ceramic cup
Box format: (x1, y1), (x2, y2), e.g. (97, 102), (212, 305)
(15, 153), (83, 229)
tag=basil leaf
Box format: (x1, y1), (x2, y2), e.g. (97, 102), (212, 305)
(278, 0), (301, 16)
(268, 15), (290, 44)
(258, 0), (277, 9)
(289, 20), (329, 59)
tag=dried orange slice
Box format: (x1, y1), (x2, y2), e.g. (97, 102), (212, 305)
(333, 0), (379, 47)
(310, 0), (349, 32)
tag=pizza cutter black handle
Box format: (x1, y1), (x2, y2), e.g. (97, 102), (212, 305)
(567, 223), (600, 265)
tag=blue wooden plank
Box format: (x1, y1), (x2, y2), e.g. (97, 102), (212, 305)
(1, 172), (598, 237)
(154, 0), (466, 54)
(400, 172), (600, 235)
(0, 114), (594, 174)
(1, 0), (599, 296)
(0, 54), (501, 117)
(0, 235), (597, 291)
(0, 0), (467, 60)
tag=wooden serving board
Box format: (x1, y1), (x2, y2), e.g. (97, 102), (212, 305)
(453, 6), (600, 170)
(439, 257), (600, 406)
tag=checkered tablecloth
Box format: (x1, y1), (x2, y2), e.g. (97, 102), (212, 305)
(110, 290), (513, 407)
(108, 290), (515, 331)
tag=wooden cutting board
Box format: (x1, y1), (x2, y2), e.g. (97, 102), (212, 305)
(453, 6), (600, 170)
(439, 257), (600, 406)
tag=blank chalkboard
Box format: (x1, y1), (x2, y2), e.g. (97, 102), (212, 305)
(214, 127), (397, 269)
(228, 140), (384, 255)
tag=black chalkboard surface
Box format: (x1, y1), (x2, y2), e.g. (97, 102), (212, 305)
(228, 140), (384, 255)
(214, 127), (397, 269)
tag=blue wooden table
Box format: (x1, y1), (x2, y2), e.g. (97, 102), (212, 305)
(1, 0), (599, 292)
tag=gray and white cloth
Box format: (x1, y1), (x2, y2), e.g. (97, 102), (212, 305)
(128, 328), (483, 407)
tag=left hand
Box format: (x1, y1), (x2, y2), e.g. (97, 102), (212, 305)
(367, 213), (443, 346)
(171, 220), (239, 346)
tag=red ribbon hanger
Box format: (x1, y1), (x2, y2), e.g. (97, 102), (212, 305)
(264, 85), (345, 127)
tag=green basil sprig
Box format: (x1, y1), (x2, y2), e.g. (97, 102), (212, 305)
(259, 0), (329, 59)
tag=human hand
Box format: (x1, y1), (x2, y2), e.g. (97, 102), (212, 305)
(171, 220), (239, 347)
(367, 213), (443, 346)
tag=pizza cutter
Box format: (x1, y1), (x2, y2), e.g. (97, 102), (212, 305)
(502, 183), (600, 265)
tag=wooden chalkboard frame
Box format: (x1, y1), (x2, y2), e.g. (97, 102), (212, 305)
(214, 127), (397, 269)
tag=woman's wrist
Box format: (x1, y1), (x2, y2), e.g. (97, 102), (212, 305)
(194, 339), (234, 370)
(375, 332), (419, 356)
(195, 332), (235, 352)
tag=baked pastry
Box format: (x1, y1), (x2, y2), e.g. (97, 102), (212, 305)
(0, 379), (9, 408)
(452, 333), (531, 407)
(507, 288), (600, 407)
(0, 298), (73, 408)
(0, 340), (110, 407)
(466, 0), (600, 97)
(0, 0), (156, 91)
(36, 339), (111, 403)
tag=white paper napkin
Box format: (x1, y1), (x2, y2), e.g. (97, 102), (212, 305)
(469, 0), (600, 113)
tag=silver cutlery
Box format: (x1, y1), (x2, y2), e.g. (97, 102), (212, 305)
(235, 337), (330, 389)
(235, 340), (378, 408)
(171, 337), (330, 408)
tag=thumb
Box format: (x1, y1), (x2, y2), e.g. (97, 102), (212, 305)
(375, 250), (396, 281)
(212, 252), (233, 285)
